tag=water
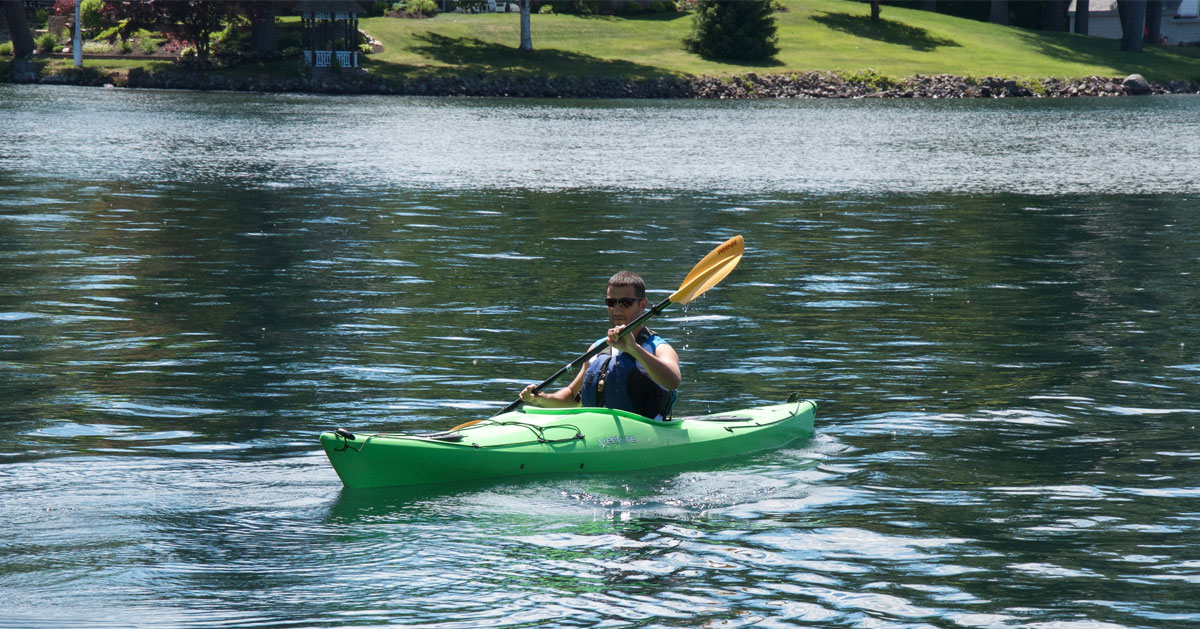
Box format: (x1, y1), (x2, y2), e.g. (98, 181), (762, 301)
(2, 84), (1199, 627)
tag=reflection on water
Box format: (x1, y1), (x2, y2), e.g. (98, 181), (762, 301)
(4, 85), (1200, 194)
(1, 86), (1199, 627)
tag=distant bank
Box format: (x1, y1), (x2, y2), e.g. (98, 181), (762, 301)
(16, 63), (1200, 99)
(5, 0), (1200, 98)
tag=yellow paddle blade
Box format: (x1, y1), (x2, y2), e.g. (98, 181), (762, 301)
(668, 235), (744, 305)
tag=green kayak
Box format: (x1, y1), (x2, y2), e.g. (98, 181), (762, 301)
(320, 397), (817, 489)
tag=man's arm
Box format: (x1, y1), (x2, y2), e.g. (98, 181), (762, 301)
(520, 364), (585, 408)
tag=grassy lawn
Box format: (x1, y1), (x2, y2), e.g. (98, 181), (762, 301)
(358, 0), (1200, 81)
(36, 57), (177, 74)
(6, 0), (1200, 83)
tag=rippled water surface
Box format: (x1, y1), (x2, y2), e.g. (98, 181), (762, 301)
(2, 85), (1199, 628)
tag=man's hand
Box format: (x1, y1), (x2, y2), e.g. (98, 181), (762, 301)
(607, 325), (638, 354)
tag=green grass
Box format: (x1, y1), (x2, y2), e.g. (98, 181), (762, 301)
(8, 0), (1200, 84)
(37, 58), (176, 74)
(358, 0), (1200, 81)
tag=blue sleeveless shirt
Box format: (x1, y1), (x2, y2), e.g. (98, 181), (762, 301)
(579, 329), (676, 419)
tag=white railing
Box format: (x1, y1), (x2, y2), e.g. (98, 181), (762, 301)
(304, 50), (358, 68)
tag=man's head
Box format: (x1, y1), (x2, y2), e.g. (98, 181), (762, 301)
(607, 270), (646, 299)
(606, 271), (648, 326)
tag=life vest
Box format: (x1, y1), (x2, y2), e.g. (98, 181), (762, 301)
(580, 329), (676, 419)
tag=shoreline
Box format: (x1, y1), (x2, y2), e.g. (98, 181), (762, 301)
(12, 64), (1200, 98)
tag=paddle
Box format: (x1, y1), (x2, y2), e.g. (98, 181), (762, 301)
(493, 235), (745, 417)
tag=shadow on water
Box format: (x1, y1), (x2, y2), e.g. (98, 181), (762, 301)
(367, 32), (685, 81)
(811, 11), (961, 51)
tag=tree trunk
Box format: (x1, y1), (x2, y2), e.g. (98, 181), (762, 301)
(1042, 0), (1066, 31)
(519, 0), (532, 50)
(921, 0), (936, 11)
(251, 2), (279, 54)
(1145, 0), (1163, 42)
(1, 0), (36, 58)
(1117, 0), (1146, 50)
(870, 1), (881, 21)
(989, 0), (1008, 25)
(1075, 0), (1090, 34)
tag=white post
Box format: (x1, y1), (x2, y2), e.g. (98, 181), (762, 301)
(73, 0), (82, 67)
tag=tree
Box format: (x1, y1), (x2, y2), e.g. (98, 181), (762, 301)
(989, 0), (1008, 25)
(1145, 0), (1163, 43)
(103, 1), (239, 65)
(519, 0), (531, 50)
(870, 1), (881, 21)
(155, 0), (242, 66)
(1042, 0), (1066, 31)
(242, 0), (279, 55)
(1117, 0), (1146, 50)
(684, 0), (779, 62)
(1, 0), (36, 57)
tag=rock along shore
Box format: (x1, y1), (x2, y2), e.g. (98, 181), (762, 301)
(25, 65), (1200, 99)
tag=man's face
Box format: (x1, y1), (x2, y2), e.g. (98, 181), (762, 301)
(606, 284), (646, 327)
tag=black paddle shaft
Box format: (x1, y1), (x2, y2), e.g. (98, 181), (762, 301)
(494, 297), (671, 416)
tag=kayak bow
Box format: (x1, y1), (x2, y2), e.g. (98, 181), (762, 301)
(320, 397), (816, 489)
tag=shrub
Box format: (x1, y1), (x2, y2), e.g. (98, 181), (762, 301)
(390, 0), (437, 17)
(37, 32), (58, 53)
(81, 0), (103, 31)
(552, 1), (599, 14)
(647, 1), (673, 12)
(843, 68), (898, 90)
(683, 0), (779, 62)
(139, 37), (159, 55)
(279, 31), (302, 50)
(407, 0), (438, 15)
(120, 39), (134, 54)
(359, 43), (374, 54)
(211, 22), (250, 64)
(215, 22), (248, 48)
(82, 40), (111, 53)
(36, 9), (51, 28)
(0, 42), (13, 57)
(96, 25), (120, 41)
(538, 3), (555, 13)
(620, 1), (643, 14)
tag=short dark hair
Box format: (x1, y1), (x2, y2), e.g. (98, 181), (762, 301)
(607, 270), (645, 299)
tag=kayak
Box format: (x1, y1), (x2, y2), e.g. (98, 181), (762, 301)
(319, 396), (816, 489)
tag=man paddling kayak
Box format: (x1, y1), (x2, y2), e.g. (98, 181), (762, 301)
(519, 271), (682, 420)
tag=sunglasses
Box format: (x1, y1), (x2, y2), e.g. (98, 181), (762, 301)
(605, 297), (640, 308)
